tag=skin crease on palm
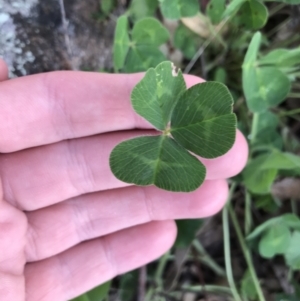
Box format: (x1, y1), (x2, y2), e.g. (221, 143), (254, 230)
(0, 58), (248, 301)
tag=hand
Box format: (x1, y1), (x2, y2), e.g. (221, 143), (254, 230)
(0, 59), (248, 301)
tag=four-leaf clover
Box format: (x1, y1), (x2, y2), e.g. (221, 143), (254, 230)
(110, 61), (236, 192)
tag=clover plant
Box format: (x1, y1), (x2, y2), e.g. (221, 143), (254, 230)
(109, 61), (236, 192)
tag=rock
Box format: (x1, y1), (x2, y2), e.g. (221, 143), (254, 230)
(0, 0), (123, 76)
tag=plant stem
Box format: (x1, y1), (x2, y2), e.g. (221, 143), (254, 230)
(279, 108), (300, 116)
(228, 203), (266, 301)
(250, 113), (259, 145)
(154, 250), (170, 288)
(181, 284), (233, 295)
(222, 183), (243, 301)
(291, 199), (298, 215)
(193, 240), (226, 277)
(288, 93), (300, 98)
(245, 190), (252, 236)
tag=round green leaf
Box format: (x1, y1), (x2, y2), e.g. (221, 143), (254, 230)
(243, 32), (291, 112)
(272, 0), (300, 4)
(174, 23), (200, 59)
(285, 231), (300, 270)
(222, 0), (245, 19)
(243, 66), (291, 112)
(243, 154), (278, 194)
(259, 224), (291, 258)
(113, 16), (130, 71)
(132, 17), (169, 46)
(237, 0), (268, 30)
(131, 61), (186, 130)
(206, 0), (226, 24)
(109, 135), (206, 192)
(123, 45), (166, 73)
(170, 82), (236, 159)
(129, 0), (159, 21)
(260, 48), (300, 68)
(159, 0), (199, 19)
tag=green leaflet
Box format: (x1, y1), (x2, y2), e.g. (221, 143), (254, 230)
(171, 82), (236, 158)
(70, 281), (111, 301)
(222, 0), (245, 19)
(159, 0), (199, 19)
(174, 23), (200, 59)
(128, 0), (159, 21)
(113, 16), (130, 71)
(285, 231), (300, 270)
(259, 48), (300, 67)
(131, 61), (186, 130)
(132, 18), (169, 46)
(206, 0), (226, 24)
(110, 135), (206, 192)
(243, 154), (278, 194)
(272, 0), (300, 4)
(236, 0), (268, 30)
(242, 32), (291, 113)
(110, 61), (236, 192)
(259, 223), (291, 258)
(113, 16), (169, 72)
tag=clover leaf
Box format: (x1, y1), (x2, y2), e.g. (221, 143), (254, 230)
(113, 16), (169, 72)
(242, 32), (291, 113)
(159, 0), (199, 20)
(110, 61), (236, 192)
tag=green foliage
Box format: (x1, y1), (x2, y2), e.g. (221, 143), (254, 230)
(285, 231), (300, 270)
(100, 0), (116, 15)
(243, 154), (278, 194)
(243, 149), (300, 194)
(247, 214), (300, 268)
(222, 0), (244, 20)
(259, 48), (300, 68)
(119, 271), (138, 301)
(241, 269), (257, 300)
(110, 135), (206, 192)
(110, 61), (236, 192)
(108, 1), (300, 299)
(242, 32), (291, 113)
(128, 0), (158, 20)
(252, 111), (283, 150)
(236, 0), (268, 30)
(206, 0), (226, 24)
(175, 219), (204, 248)
(131, 60), (186, 130)
(113, 16), (169, 72)
(158, 0), (199, 19)
(70, 282), (111, 301)
(258, 223), (291, 258)
(174, 23), (200, 59)
(113, 16), (130, 71)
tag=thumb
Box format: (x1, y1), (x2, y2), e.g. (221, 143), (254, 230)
(0, 58), (9, 82)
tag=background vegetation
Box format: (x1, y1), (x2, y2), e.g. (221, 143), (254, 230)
(70, 0), (300, 300)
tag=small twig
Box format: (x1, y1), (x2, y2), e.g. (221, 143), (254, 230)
(184, 19), (228, 74)
(58, 0), (75, 70)
(193, 240), (226, 277)
(138, 266), (147, 301)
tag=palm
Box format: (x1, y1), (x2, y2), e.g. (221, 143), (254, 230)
(0, 61), (248, 301)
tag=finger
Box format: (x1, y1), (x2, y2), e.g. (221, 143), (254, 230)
(0, 58), (8, 81)
(25, 221), (176, 301)
(25, 179), (227, 261)
(0, 183), (27, 300)
(1, 130), (247, 210)
(0, 71), (203, 153)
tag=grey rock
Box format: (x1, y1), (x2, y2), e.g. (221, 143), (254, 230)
(0, 0), (122, 76)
